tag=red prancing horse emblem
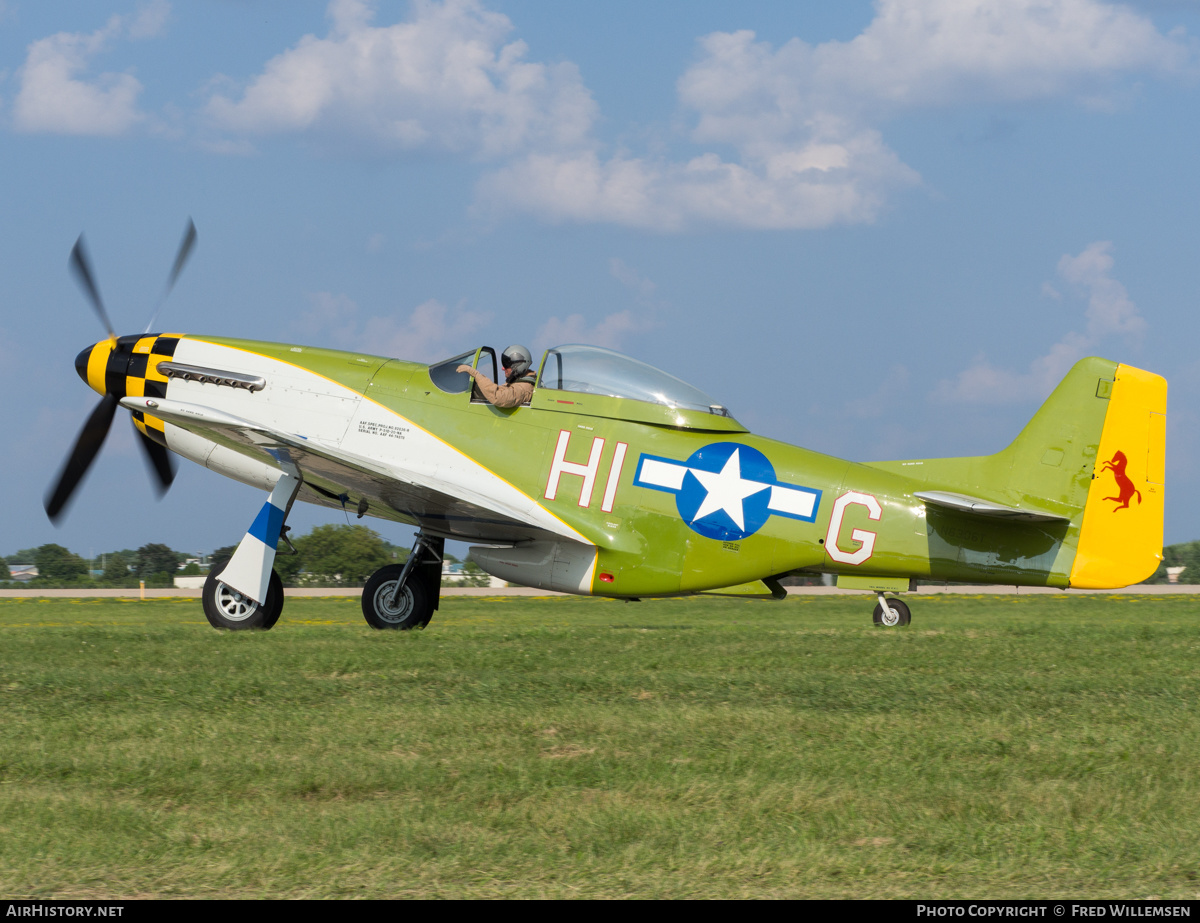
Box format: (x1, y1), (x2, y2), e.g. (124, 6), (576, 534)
(1100, 450), (1141, 511)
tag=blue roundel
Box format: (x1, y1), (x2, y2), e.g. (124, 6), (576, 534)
(675, 442), (776, 541)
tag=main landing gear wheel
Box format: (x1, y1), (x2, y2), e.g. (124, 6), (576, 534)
(362, 564), (434, 630)
(872, 596), (911, 627)
(202, 561), (284, 631)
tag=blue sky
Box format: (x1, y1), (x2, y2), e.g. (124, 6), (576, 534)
(2, 0), (1199, 560)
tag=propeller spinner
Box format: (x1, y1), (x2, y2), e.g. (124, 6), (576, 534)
(45, 221), (197, 523)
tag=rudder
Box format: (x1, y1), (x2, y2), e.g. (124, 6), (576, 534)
(1069, 364), (1166, 588)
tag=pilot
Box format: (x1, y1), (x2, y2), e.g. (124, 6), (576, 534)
(457, 345), (537, 408)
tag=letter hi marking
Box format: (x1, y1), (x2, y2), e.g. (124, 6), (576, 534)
(545, 430), (605, 508)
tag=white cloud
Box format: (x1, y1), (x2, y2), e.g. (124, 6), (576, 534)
(536, 310), (647, 351)
(483, 0), (1190, 230)
(12, 3), (171, 136)
(14, 19), (141, 135)
(933, 241), (1145, 403)
(205, 0), (595, 158)
(362, 299), (491, 361)
(534, 259), (662, 350)
(681, 0), (1188, 134)
(477, 130), (918, 231)
(129, 0), (171, 41)
(1057, 240), (1146, 340)
(200, 0), (1191, 230)
(609, 258), (657, 303)
(299, 292), (490, 362)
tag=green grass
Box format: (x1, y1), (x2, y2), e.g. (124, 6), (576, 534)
(1, 593), (1199, 898)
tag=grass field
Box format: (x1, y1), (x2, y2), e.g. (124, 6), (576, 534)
(1, 593), (1199, 899)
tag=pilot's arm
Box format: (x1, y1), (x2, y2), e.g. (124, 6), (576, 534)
(456, 365), (533, 408)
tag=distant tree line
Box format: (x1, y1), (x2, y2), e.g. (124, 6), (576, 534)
(266, 524), (487, 587)
(2, 542), (190, 588)
(272, 524), (400, 587)
(0, 525), (494, 589)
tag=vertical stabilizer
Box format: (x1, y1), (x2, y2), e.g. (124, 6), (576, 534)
(1069, 365), (1166, 588)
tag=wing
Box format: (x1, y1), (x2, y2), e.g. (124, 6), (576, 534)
(121, 396), (584, 545)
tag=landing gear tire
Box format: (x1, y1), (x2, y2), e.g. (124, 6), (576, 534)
(202, 561), (284, 631)
(261, 577), (284, 630)
(872, 597), (911, 627)
(362, 564), (434, 630)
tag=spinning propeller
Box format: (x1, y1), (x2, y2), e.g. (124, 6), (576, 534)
(45, 220), (197, 523)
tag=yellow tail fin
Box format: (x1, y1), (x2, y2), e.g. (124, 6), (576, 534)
(1069, 364), (1166, 588)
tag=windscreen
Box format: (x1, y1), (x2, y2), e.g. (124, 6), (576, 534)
(428, 351), (475, 393)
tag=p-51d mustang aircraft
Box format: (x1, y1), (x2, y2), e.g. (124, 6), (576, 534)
(49, 225), (1167, 630)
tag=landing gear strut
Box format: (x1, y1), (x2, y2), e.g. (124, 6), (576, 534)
(362, 534), (444, 630)
(203, 470), (301, 631)
(872, 592), (911, 627)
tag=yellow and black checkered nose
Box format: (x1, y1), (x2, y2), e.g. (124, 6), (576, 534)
(72, 333), (183, 447)
(74, 333), (182, 399)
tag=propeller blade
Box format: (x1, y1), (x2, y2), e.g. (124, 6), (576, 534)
(69, 234), (115, 338)
(134, 425), (176, 496)
(167, 218), (197, 293)
(144, 218), (197, 333)
(45, 392), (119, 523)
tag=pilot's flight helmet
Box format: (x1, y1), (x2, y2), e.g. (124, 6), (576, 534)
(501, 344), (533, 376)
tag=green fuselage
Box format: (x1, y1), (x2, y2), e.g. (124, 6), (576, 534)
(204, 337), (1082, 597)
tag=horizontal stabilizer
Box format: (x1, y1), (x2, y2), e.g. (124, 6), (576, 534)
(914, 490), (1069, 523)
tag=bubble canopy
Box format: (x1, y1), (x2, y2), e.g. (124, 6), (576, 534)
(537, 345), (729, 416)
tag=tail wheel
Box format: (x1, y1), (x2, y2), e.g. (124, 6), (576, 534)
(202, 560), (283, 631)
(872, 597), (911, 627)
(362, 564), (433, 630)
